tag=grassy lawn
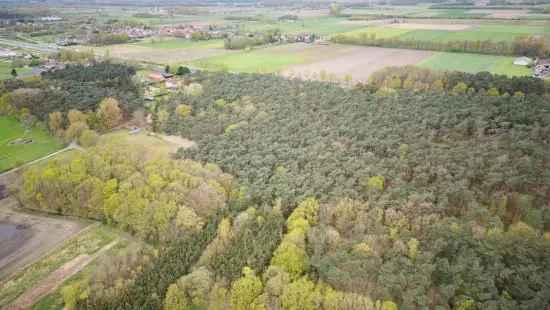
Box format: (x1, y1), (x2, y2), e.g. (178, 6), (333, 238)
(132, 37), (224, 49)
(418, 52), (532, 76)
(0, 116), (62, 172)
(192, 46), (306, 73)
(97, 130), (182, 158)
(0, 61), (32, 80)
(0, 224), (116, 308)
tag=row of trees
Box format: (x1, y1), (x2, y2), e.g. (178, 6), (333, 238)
(224, 29), (282, 50)
(332, 33), (548, 57)
(361, 65), (547, 96)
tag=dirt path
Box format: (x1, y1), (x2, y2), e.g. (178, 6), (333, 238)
(6, 239), (118, 310)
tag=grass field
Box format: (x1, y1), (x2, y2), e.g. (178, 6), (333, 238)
(192, 45), (306, 73)
(0, 116), (62, 172)
(0, 62), (31, 80)
(132, 37), (224, 49)
(0, 224), (116, 308)
(418, 52), (532, 76)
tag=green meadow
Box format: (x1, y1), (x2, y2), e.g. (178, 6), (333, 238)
(418, 52), (532, 76)
(0, 62), (31, 80)
(339, 24), (550, 43)
(132, 37), (224, 49)
(192, 47), (305, 73)
(0, 116), (62, 172)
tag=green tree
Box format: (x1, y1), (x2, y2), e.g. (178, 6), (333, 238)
(230, 267), (265, 310)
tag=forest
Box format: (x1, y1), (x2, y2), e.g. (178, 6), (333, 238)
(0, 62), (141, 122)
(8, 67), (550, 309)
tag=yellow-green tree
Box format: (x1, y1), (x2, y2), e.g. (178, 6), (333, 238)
(230, 267), (265, 310)
(97, 97), (122, 131)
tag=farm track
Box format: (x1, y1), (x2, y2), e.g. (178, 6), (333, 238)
(5, 239), (119, 310)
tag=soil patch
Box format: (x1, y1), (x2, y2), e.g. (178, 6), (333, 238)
(0, 198), (88, 280)
(282, 45), (433, 82)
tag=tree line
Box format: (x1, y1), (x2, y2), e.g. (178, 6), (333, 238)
(331, 33), (548, 57)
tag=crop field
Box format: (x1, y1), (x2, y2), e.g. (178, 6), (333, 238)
(339, 23), (550, 43)
(346, 5), (550, 20)
(418, 52), (532, 76)
(192, 43), (433, 80)
(132, 37), (224, 49)
(86, 39), (231, 65)
(0, 116), (62, 172)
(239, 16), (370, 36)
(192, 42), (531, 79)
(0, 222), (116, 308)
(192, 44), (307, 73)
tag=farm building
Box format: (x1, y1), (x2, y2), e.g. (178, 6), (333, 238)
(513, 56), (532, 66)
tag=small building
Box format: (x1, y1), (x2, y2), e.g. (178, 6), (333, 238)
(513, 56), (532, 66)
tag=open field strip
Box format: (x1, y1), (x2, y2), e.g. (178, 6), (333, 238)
(338, 23), (550, 43)
(0, 116), (63, 172)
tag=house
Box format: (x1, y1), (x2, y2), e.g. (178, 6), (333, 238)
(513, 56), (532, 66)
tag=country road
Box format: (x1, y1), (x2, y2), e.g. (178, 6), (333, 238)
(0, 38), (58, 53)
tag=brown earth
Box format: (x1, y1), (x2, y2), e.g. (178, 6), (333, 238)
(282, 45), (433, 83)
(0, 198), (88, 280)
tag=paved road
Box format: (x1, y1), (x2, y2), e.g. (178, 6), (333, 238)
(0, 38), (58, 53)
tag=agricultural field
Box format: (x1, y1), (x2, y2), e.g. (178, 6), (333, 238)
(239, 16), (371, 36)
(418, 52), (532, 76)
(191, 42), (529, 80)
(345, 5), (550, 20)
(0, 222), (118, 309)
(83, 38), (230, 65)
(338, 22), (550, 43)
(0, 116), (62, 172)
